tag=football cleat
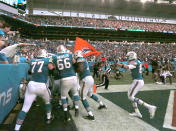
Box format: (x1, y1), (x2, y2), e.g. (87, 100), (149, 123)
(75, 108), (79, 117)
(64, 111), (71, 122)
(129, 112), (142, 118)
(149, 106), (157, 119)
(98, 105), (107, 110)
(46, 115), (54, 124)
(83, 115), (95, 121)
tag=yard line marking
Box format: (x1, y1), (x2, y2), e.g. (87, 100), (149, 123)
(163, 90), (176, 130)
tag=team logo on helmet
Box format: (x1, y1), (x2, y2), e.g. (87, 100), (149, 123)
(57, 45), (67, 53)
(37, 49), (48, 58)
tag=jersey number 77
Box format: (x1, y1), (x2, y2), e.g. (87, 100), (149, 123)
(31, 61), (44, 73)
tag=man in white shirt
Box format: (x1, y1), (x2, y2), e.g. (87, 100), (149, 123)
(0, 43), (35, 64)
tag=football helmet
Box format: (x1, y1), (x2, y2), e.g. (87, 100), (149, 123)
(74, 50), (83, 59)
(57, 45), (67, 53)
(37, 49), (47, 58)
(126, 51), (137, 60)
(66, 49), (71, 53)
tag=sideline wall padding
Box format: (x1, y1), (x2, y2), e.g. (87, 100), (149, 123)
(0, 63), (29, 124)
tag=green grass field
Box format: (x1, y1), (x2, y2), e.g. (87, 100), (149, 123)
(94, 71), (176, 85)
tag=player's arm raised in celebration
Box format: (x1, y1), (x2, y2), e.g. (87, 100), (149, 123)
(117, 61), (137, 70)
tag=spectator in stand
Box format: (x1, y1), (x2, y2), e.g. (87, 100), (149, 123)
(144, 61), (149, 76)
(0, 19), (9, 48)
(25, 15), (176, 33)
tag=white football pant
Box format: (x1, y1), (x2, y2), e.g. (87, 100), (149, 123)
(80, 76), (94, 100)
(128, 80), (144, 101)
(21, 81), (51, 113)
(60, 76), (78, 98)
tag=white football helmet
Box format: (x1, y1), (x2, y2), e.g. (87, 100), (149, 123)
(126, 51), (137, 60)
(74, 50), (83, 59)
(37, 49), (48, 58)
(57, 45), (67, 53)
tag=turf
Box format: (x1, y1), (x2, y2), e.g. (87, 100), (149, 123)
(12, 97), (78, 131)
(99, 90), (175, 131)
(94, 72), (176, 85)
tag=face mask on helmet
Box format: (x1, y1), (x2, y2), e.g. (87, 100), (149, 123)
(37, 49), (47, 58)
(126, 51), (137, 60)
(74, 50), (83, 59)
(57, 45), (67, 53)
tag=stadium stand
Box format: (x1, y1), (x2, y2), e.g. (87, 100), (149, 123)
(25, 15), (176, 33)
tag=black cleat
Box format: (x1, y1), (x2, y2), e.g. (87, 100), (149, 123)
(75, 109), (79, 117)
(98, 105), (107, 110)
(83, 115), (95, 121)
(67, 105), (71, 111)
(46, 115), (54, 124)
(64, 111), (71, 122)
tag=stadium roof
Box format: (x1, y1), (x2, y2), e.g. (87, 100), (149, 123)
(32, 0), (176, 19)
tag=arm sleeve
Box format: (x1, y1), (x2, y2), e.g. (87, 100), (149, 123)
(128, 65), (136, 69)
(127, 61), (137, 69)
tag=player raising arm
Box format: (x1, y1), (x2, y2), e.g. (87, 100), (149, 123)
(117, 51), (157, 119)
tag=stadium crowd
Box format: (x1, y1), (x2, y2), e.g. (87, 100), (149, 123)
(1, 31), (176, 64)
(25, 15), (176, 33)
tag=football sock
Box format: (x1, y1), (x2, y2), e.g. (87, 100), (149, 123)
(90, 94), (100, 103)
(61, 98), (68, 111)
(47, 112), (51, 119)
(15, 111), (26, 131)
(73, 95), (79, 109)
(82, 99), (90, 112)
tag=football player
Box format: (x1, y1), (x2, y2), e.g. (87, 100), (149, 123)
(14, 49), (54, 131)
(117, 51), (157, 119)
(52, 45), (79, 121)
(74, 50), (106, 121)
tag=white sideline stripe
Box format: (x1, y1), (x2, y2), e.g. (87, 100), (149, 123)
(163, 90), (176, 130)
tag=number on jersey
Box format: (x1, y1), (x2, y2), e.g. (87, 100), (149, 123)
(57, 58), (71, 70)
(139, 64), (143, 73)
(31, 61), (44, 73)
(86, 61), (90, 71)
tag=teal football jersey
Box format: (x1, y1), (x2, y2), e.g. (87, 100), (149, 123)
(30, 57), (50, 83)
(130, 60), (143, 80)
(76, 57), (91, 80)
(52, 53), (76, 79)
